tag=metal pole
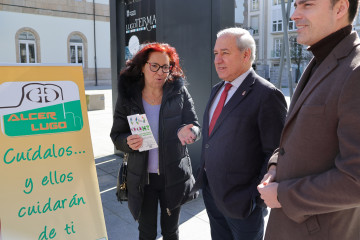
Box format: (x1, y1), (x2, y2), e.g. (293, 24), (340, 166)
(281, 0), (293, 98)
(276, 39), (285, 89)
(93, 0), (98, 86)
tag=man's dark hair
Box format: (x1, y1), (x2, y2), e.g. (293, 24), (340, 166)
(331, 0), (360, 23)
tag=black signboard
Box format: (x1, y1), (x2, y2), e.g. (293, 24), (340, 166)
(125, 0), (156, 60)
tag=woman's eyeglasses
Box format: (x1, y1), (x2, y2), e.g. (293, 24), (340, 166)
(146, 62), (171, 73)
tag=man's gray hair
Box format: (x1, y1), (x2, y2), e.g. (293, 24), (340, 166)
(217, 27), (256, 63)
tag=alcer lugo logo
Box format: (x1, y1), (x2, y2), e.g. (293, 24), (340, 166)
(0, 81), (83, 137)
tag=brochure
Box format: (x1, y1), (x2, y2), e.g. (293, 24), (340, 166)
(127, 114), (158, 152)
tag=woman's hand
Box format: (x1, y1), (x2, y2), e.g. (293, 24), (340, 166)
(127, 134), (143, 150)
(178, 124), (196, 146)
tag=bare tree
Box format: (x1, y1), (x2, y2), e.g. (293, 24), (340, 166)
(289, 36), (313, 82)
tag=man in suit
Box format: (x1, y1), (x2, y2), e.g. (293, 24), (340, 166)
(193, 28), (287, 240)
(258, 0), (360, 239)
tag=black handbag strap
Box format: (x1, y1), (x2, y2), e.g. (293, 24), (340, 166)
(121, 153), (128, 183)
(123, 153), (129, 163)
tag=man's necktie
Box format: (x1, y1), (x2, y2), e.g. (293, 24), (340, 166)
(209, 83), (232, 135)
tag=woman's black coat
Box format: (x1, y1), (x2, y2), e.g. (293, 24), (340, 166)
(110, 76), (201, 220)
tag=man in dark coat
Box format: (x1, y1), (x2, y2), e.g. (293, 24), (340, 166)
(192, 27), (287, 240)
(258, 0), (360, 239)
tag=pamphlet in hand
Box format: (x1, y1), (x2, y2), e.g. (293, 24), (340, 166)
(127, 114), (158, 152)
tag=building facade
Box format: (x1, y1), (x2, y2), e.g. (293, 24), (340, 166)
(0, 0), (110, 85)
(238, 0), (360, 87)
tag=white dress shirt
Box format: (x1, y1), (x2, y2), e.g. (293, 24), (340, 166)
(209, 69), (251, 124)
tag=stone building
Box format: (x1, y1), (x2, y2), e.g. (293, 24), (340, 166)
(0, 0), (110, 85)
(238, 0), (360, 87)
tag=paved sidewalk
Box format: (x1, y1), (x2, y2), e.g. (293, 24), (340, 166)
(86, 85), (290, 240)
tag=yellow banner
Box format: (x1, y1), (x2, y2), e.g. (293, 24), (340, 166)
(0, 65), (107, 240)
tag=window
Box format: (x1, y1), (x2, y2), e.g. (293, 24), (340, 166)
(288, 19), (296, 30)
(274, 39), (282, 58)
(273, 0), (293, 5)
(272, 20), (283, 32)
(18, 32), (37, 63)
(251, 0), (259, 11)
(68, 32), (87, 69)
(290, 37), (309, 57)
(250, 16), (259, 35)
(69, 35), (84, 66)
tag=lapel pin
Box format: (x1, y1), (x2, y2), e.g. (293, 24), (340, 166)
(242, 91), (246, 96)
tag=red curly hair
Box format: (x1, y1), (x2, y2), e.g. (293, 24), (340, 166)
(122, 42), (185, 82)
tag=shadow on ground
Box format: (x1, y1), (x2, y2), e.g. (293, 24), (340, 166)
(96, 154), (208, 240)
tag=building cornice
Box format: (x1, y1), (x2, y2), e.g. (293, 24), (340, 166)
(0, 1), (110, 22)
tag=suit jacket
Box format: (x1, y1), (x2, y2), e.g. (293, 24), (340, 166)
(265, 32), (360, 240)
(194, 69), (287, 219)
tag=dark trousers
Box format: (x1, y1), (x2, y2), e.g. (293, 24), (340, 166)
(202, 172), (267, 240)
(138, 173), (180, 240)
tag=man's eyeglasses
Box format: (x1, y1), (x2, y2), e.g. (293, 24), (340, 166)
(146, 62), (171, 73)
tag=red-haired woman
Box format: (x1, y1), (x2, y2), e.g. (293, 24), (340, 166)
(110, 42), (201, 240)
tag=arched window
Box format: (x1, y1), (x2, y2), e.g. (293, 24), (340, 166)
(67, 32), (88, 78)
(16, 28), (40, 63)
(69, 35), (84, 66)
(19, 31), (37, 63)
